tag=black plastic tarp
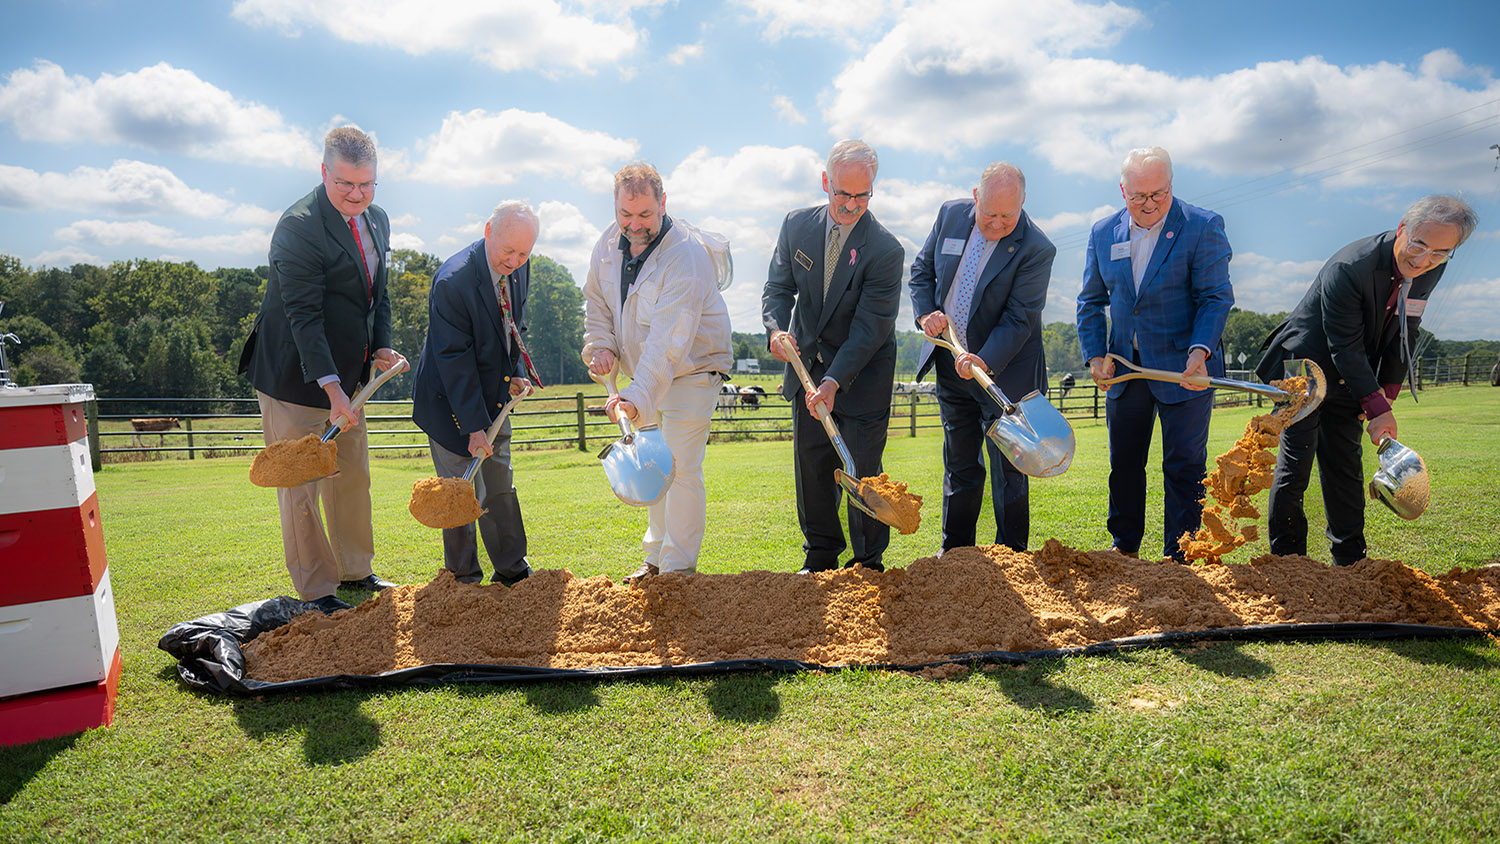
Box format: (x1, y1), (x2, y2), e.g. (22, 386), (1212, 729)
(158, 597), (1495, 695)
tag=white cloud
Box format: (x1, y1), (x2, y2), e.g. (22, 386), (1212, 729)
(772, 95), (806, 125)
(668, 43), (704, 66)
(534, 200), (603, 285)
(408, 109), (637, 191)
(0, 61), (318, 167)
(733, 0), (905, 43)
(0, 160), (277, 225)
(29, 246), (103, 269)
(1223, 252), (1326, 316)
(389, 213), (420, 227)
(54, 219), (272, 256)
(232, 0), (640, 75)
(1031, 204), (1119, 235)
(664, 145), (824, 216)
(390, 232), (425, 251)
(825, 1), (1500, 189)
(1424, 273), (1500, 340)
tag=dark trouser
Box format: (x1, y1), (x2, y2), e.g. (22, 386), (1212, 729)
(428, 424), (528, 583)
(1105, 377), (1212, 560)
(934, 351), (1029, 552)
(1267, 385), (1367, 566)
(791, 391), (890, 571)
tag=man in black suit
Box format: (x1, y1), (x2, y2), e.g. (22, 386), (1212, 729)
(1257, 195), (1477, 566)
(762, 139), (905, 573)
(239, 126), (405, 612)
(910, 163), (1055, 553)
(411, 201), (539, 587)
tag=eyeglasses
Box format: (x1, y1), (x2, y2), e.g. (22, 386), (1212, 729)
(832, 189), (873, 204)
(1401, 237), (1454, 264)
(331, 179), (377, 195)
(1125, 189), (1170, 207)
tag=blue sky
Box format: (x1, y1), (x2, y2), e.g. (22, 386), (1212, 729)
(3, 0), (1499, 341)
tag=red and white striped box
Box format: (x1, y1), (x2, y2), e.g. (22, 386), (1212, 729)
(0, 647), (121, 746)
(0, 567), (120, 699)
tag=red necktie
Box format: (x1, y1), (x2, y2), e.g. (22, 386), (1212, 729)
(347, 216), (373, 304)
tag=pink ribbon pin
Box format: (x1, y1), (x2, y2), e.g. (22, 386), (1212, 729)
(848, 248), (857, 266)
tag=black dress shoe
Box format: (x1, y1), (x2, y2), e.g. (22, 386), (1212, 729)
(307, 595), (353, 614)
(493, 564), (532, 587)
(339, 574), (397, 591)
(845, 560), (884, 573)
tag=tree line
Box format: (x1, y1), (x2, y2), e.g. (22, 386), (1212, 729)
(1, 252), (1495, 400)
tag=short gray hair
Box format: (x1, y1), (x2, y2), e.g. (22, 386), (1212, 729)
(1401, 195), (1479, 246)
(487, 200), (539, 234)
(1120, 146), (1172, 182)
(978, 162), (1026, 200)
(324, 126), (377, 170)
(826, 139), (879, 181)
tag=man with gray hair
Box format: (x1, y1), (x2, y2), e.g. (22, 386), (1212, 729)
(911, 162), (1055, 553)
(1257, 195), (1478, 566)
(763, 139), (904, 573)
(239, 125), (406, 613)
(411, 201), (542, 586)
(1076, 146), (1235, 562)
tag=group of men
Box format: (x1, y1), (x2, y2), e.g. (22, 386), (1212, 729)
(242, 127), (1477, 612)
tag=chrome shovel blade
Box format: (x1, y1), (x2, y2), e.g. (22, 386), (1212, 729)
(599, 424), (676, 507)
(985, 391), (1076, 478)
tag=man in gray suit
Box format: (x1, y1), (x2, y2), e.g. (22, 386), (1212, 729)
(762, 139), (905, 573)
(239, 126), (406, 613)
(910, 163), (1055, 553)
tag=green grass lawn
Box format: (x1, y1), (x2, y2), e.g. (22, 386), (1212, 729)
(3, 387), (1498, 842)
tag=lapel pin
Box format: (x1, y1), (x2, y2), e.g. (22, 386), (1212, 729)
(1166, 231), (1175, 239)
(849, 248), (857, 266)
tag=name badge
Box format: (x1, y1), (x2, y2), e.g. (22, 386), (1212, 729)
(1110, 241), (1131, 261)
(384, 250), (392, 266)
(1405, 298), (1426, 317)
(941, 238), (966, 256)
(794, 249), (813, 271)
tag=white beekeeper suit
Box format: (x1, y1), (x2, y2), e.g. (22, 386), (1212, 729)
(582, 217), (733, 574)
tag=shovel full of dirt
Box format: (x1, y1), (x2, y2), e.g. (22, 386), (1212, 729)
(924, 325), (1076, 478)
(408, 386), (532, 529)
(1099, 353), (1327, 425)
(775, 335), (922, 534)
(249, 358), (409, 488)
(1369, 436), (1429, 520)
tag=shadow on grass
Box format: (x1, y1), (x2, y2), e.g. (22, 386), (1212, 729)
(979, 658), (1095, 713)
(0, 733), (79, 805)
(1364, 636), (1500, 671)
(704, 671), (781, 723)
(232, 691), (382, 765)
(1171, 641), (1275, 679)
(522, 680), (601, 714)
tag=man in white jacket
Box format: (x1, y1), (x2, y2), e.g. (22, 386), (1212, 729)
(582, 162), (733, 583)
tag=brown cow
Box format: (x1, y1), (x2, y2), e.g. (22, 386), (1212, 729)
(130, 417), (180, 447)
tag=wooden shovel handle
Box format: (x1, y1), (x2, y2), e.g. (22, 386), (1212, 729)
(334, 356), (409, 430)
(775, 334), (841, 439)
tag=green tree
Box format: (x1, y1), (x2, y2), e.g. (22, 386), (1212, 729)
(0, 313), (78, 385)
(1042, 321), (1082, 377)
(1220, 308), (1285, 373)
(92, 259), (215, 325)
(210, 267), (264, 356)
(525, 255), (587, 386)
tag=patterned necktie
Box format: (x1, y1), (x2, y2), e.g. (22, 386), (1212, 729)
(950, 236), (985, 344)
(822, 224), (842, 300)
(347, 216), (372, 304)
(496, 275), (544, 388)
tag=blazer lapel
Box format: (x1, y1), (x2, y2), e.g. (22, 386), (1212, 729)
(1108, 211), (1135, 303)
(473, 243), (506, 343)
(935, 205), (975, 305)
(1137, 201), (1184, 299)
(815, 212), (867, 335)
(969, 212), (1028, 316)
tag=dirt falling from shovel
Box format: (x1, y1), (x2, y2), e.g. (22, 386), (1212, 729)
(243, 542), (1500, 683)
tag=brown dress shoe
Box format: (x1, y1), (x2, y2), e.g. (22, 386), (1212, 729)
(624, 563), (659, 586)
(1109, 547), (1140, 559)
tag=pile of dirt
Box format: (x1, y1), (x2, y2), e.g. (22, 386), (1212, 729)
(408, 477), (484, 529)
(249, 434), (337, 488)
(243, 542), (1500, 683)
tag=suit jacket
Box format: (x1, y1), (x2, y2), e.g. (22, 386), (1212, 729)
(1076, 198), (1234, 404)
(239, 184), (392, 407)
(761, 206), (905, 418)
(1256, 230), (1441, 400)
(411, 240), (530, 457)
(909, 199), (1055, 399)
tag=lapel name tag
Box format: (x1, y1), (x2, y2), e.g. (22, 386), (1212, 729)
(1110, 241), (1131, 261)
(794, 249), (813, 270)
(1405, 298), (1426, 317)
(941, 237), (966, 256)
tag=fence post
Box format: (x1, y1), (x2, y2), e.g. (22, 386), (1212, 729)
(1092, 385), (1100, 419)
(909, 391), (917, 437)
(1463, 351), (1473, 386)
(575, 392), (587, 452)
(184, 417), (195, 460)
(86, 398), (101, 472)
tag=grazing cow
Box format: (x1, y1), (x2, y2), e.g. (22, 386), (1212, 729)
(1057, 372), (1076, 398)
(737, 384), (766, 409)
(716, 383), (740, 420)
(129, 417), (180, 447)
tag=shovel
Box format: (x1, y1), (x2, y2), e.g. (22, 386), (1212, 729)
(774, 335), (915, 530)
(923, 325), (1075, 478)
(1369, 436), (1429, 520)
(407, 386), (531, 529)
(1099, 354), (1327, 425)
(588, 368), (675, 507)
(249, 357), (409, 487)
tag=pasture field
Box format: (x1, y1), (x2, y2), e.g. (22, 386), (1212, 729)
(2, 387), (1498, 843)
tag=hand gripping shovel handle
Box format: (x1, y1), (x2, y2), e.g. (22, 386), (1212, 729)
(775, 335), (856, 467)
(924, 324), (1016, 412)
(461, 386), (531, 482)
(321, 357), (410, 443)
(587, 366), (638, 440)
(1098, 353), (1291, 400)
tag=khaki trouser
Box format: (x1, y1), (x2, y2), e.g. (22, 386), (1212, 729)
(641, 372), (720, 574)
(257, 391), (375, 599)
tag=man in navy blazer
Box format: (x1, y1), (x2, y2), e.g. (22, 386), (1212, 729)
(910, 163), (1055, 553)
(1076, 147), (1234, 561)
(762, 139), (905, 573)
(411, 202), (539, 586)
(239, 126), (405, 611)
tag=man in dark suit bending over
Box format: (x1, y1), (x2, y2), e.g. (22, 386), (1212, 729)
(240, 126), (406, 613)
(910, 162), (1055, 553)
(762, 139), (905, 573)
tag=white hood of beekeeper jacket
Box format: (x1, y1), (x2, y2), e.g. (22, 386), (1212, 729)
(581, 217), (734, 422)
